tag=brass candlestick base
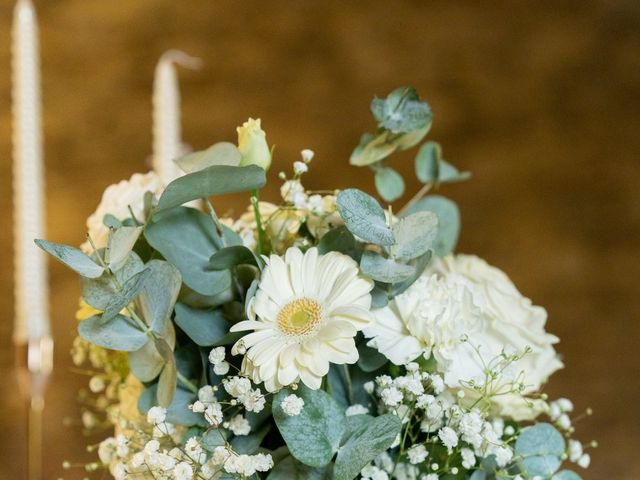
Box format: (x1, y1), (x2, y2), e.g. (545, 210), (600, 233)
(15, 336), (54, 480)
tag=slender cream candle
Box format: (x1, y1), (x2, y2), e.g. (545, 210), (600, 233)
(12, 0), (49, 344)
(152, 50), (201, 185)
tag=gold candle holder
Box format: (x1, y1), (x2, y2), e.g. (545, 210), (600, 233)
(15, 336), (53, 480)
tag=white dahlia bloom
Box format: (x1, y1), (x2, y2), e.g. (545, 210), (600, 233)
(231, 247), (374, 391)
(82, 171), (163, 252)
(365, 254), (563, 420)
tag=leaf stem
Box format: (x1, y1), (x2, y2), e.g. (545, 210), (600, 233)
(397, 182), (432, 217)
(177, 371), (199, 394)
(204, 199), (226, 249)
(251, 190), (269, 255)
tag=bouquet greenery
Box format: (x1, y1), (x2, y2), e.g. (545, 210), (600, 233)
(40, 88), (594, 480)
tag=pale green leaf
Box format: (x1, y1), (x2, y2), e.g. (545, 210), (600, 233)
(145, 207), (231, 296)
(336, 189), (395, 246)
(370, 87), (432, 133)
(207, 245), (262, 270)
(273, 385), (345, 467)
(78, 314), (147, 351)
(267, 455), (331, 480)
(552, 471), (582, 480)
(360, 251), (415, 283)
(403, 195), (460, 257)
(375, 167), (405, 202)
(174, 303), (230, 347)
(415, 141), (441, 183)
(155, 164), (266, 213)
(101, 268), (152, 323)
(139, 260), (182, 334)
(334, 414), (402, 480)
(129, 322), (176, 382)
(107, 226), (143, 272)
(35, 239), (104, 278)
(175, 142), (241, 173)
(81, 252), (143, 310)
(391, 211), (438, 261)
(515, 423), (565, 477)
(155, 337), (177, 408)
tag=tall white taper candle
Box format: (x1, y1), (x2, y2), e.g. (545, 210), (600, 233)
(12, 0), (50, 345)
(152, 50), (201, 186)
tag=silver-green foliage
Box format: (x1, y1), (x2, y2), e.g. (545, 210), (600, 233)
(515, 423), (566, 478)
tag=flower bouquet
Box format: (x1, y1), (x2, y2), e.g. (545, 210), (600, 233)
(39, 88), (594, 480)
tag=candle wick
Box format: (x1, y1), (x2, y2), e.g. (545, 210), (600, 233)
(161, 50), (203, 70)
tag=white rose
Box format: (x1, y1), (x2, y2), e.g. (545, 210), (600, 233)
(81, 171), (163, 252)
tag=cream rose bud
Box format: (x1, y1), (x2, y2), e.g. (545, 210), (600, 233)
(237, 118), (271, 171)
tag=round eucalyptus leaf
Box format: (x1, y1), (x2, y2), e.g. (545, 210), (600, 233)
(78, 314), (147, 352)
(273, 385), (345, 468)
(515, 423), (565, 477)
(375, 167), (405, 202)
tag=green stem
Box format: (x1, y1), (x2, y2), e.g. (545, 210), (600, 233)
(252, 190), (269, 255)
(177, 371), (199, 394)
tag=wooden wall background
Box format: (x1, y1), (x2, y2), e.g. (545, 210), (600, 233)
(0, 1), (638, 478)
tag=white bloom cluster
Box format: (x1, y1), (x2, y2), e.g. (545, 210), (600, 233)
(280, 393), (305, 416)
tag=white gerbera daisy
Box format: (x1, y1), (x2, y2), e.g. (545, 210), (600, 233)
(230, 247), (374, 391)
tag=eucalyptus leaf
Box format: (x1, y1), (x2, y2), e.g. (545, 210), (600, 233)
(370, 286), (389, 308)
(552, 471), (582, 480)
(375, 167), (405, 202)
(231, 425), (270, 454)
(334, 414), (402, 480)
(360, 251), (415, 283)
(317, 226), (362, 261)
(78, 314), (147, 351)
(371, 87), (432, 133)
(138, 385), (206, 427)
(155, 337), (177, 408)
(357, 344), (388, 372)
(273, 385), (345, 467)
(175, 142), (242, 173)
(101, 268), (151, 323)
(349, 132), (398, 167)
(390, 250), (432, 296)
(207, 245), (261, 270)
(515, 423), (565, 477)
(391, 211), (438, 261)
(103, 214), (122, 229)
(129, 321), (176, 382)
(145, 207), (231, 296)
(415, 141), (442, 184)
(201, 429), (227, 451)
(403, 195), (460, 257)
(81, 252), (144, 310)
(174, 303), (230, 346)
(139, 260), (182, 334)
(327, 365), (351, 410)
(336, 189), (394, 246)
(35, 239), (104, 278)
(267, 455), (332, 480)
(108, 226), (143, 271)
(155, 164), (266, 213)
(438, 158), (471, 183)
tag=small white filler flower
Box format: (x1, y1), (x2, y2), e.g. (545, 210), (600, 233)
(231, 247), (374, 391)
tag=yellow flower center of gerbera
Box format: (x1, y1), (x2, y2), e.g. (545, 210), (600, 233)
(277, 298), (322, 336)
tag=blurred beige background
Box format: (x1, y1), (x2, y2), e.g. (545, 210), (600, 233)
(1, 0), (639, 478)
